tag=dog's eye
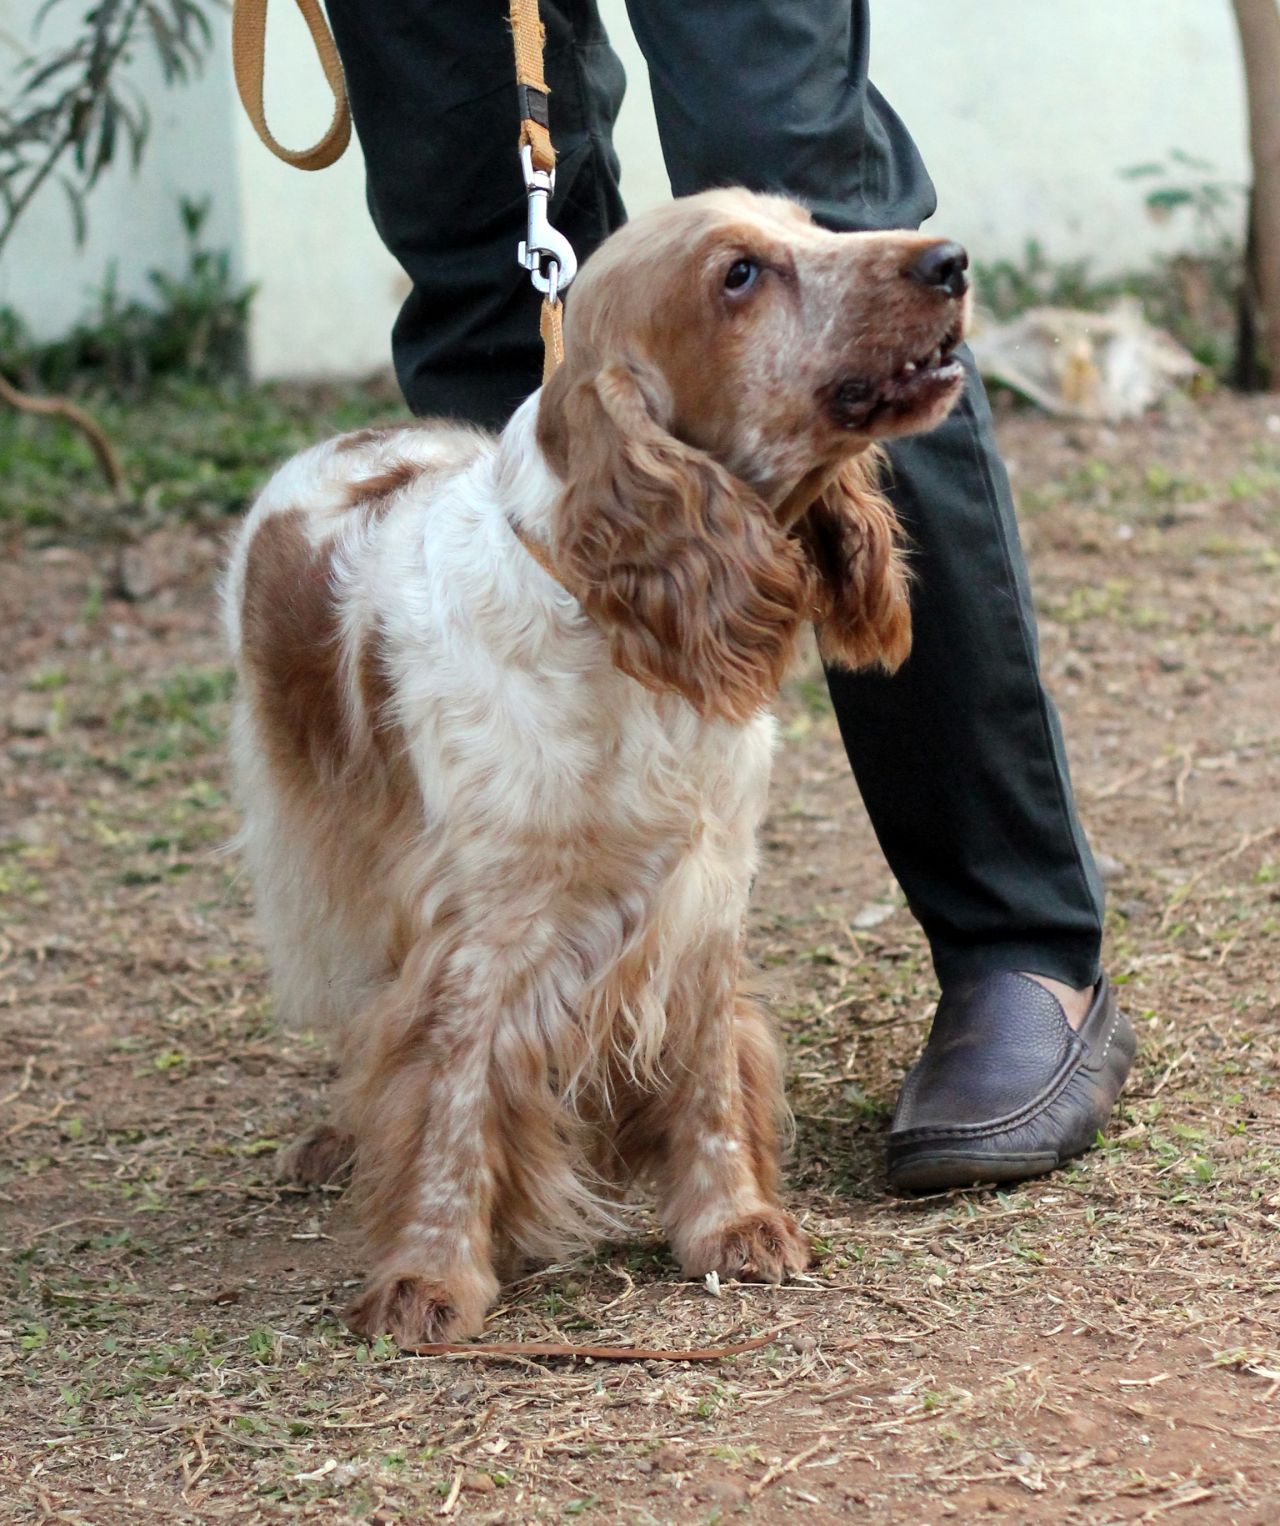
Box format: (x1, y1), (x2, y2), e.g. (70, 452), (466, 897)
(724, 258), (759, 293)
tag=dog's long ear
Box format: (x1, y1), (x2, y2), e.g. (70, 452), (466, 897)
(539, 357), (811, 723)
(794, 449), (913, 673)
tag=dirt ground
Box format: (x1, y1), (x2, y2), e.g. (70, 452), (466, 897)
(2, 389), (1278, 1524)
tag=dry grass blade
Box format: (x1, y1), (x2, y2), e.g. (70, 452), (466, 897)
(1158, 824), (1280, 930)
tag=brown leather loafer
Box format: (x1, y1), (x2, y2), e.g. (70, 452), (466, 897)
(886, 971), (1135, 1193)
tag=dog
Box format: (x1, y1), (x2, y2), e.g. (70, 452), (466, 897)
(223, 189), (969, 1346)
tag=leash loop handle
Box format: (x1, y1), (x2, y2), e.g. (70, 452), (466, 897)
(232, 0), (351, 171)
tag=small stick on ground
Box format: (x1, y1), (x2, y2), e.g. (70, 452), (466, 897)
(406, 1332), (786, 1363)
(438, 1468), (463, 1516)
(746, 1435), (829, 1499)
(1159, 825), (1280, 930)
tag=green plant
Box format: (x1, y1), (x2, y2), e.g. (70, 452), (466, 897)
(974, 149), (1248, 381)
(0, 0), (220, 503)
(1120, 148), (1244, 245)
(3, 198), (254, 394)
(1115, 149), (1248, 380)
(971, 240), (1097, 321)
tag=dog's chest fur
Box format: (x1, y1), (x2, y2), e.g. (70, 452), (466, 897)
(224, 408), (776, 1069)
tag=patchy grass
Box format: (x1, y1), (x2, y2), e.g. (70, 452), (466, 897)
(1, 386), (1278, 1522)
(0, 375), (404, 531)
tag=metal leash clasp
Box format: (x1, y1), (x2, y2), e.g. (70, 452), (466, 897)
(518, 143), (578, 303)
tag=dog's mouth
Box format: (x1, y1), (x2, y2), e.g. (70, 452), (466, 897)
(828, 322), (965, 433)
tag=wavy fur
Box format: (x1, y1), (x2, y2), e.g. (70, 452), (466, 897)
(224, 189), (966, 1347)
(797, 450), (914, 673)
(546, 358), (813, 722)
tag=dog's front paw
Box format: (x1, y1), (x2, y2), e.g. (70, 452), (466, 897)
(680, 1209), (811, 1285)
(276, 1123), (355, 1188)
(344, 1270), (491, 1348)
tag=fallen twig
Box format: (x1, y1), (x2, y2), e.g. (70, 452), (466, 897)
(438, 1468), (463, 1516)
(1089, 753), (1175, 801)
(0, 1056), (36, 1110)
(1173, 748), (1196, 812)
(746, 1435), (829, 1499)
(1158, 825), (1280, 931)
(1138, 1486), (1217, 1520)
(406, 1331), (786, 1363)
(4, 1097), (68, 1141)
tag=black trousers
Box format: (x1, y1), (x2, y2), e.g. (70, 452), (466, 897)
(325, 0), (1104, 988)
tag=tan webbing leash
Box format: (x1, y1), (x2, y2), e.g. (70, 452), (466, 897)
(231, 0), (351, 171)
(510, 0), (555, 176)
(509, 1), (575, 380)
(230, 0), (573, 381)
(539, 296), (565, 379)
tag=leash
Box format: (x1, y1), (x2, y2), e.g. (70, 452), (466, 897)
(510, 0), (576, 380)
(231, 0), (351, 171)
(230, 0), (575, 381)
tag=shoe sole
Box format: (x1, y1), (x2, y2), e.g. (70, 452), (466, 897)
(887, 1148), (1063, 1193)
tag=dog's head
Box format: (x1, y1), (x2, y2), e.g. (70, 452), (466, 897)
(537, 189), (970, 722)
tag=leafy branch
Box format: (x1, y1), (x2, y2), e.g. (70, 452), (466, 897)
(0, 0), (214, 261)
(0, 0), (218, 512)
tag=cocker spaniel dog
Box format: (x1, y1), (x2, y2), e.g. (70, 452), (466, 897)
(224, 189), (969, 1346)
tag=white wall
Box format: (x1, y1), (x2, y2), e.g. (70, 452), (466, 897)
(0, 0), (241, 342)
(228, 0), (404, 378)
(0, 0), (1251, 380)
(865, 0), (1248, 269)
(611, 0), (1250, 267)
(0, 1), (403, 376)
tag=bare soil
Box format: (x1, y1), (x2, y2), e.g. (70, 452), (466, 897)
(2, 391), (1278, 1523)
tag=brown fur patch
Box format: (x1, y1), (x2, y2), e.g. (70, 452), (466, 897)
(342, 457), (427, 519)
(345, 1271), (488, 1346)
(679, 1209), (810, 1284)
(240, 510), (346, 781)
(796, 451), (913, 673)
(543, 360), (812, 723)
(240, 514), (428, 992)
(334, 422), (421, 454)
(600, 932), (798, 1286)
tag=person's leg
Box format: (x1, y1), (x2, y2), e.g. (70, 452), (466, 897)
(624, 0), (1132, 1186)
(825, 364), (1104, 995)
(325, 0), (628, 428)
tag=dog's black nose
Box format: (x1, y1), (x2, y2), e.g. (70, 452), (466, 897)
(907, 241), (969, 298)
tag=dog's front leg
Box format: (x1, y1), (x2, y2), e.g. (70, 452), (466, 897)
(619, 944), (811, 1285)
(339, 946), (506, 1347)
(665, 989), (811, 1284)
